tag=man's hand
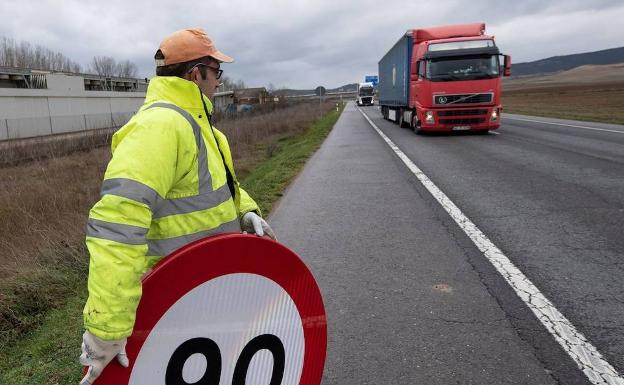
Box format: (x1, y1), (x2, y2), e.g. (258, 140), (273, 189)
(241, 212), (277, 240)
(79, 331), (128, 385)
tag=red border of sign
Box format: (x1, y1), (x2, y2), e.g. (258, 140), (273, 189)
(96, 233), (327, 384)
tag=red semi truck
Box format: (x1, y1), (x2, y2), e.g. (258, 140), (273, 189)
(378, 23), (511, 133)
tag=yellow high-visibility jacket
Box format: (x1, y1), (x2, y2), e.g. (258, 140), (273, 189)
(83, 76), (259, 340)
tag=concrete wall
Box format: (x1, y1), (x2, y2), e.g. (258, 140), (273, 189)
(0, 88), (145, 141)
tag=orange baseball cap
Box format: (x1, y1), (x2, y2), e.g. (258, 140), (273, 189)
(155, 28), (234, 66)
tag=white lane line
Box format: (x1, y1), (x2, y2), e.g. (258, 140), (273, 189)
(489, 131), (500, 135)
(358, 108), (624, 385)
(505, 116), (624, 135)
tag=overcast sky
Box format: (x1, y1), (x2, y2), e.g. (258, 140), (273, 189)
(1, 0), (622, 89)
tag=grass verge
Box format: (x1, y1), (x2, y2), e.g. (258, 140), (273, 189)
(0, 103), (344, 384)
(242, 107), (342, 215)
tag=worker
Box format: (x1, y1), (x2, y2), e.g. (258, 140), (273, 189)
(78, 28), (275, 385)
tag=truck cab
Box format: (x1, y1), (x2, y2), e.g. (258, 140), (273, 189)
(356, 82), (375, 106)
(379, 23), (512, 133)
(412, 36), (510, 132)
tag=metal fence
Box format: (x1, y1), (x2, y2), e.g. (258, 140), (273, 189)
(0, 111), (135, 141)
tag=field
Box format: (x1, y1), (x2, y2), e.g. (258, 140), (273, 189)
(0, 100), (343, 384)
(503, 82), (624, 125)
(502, 64), (624, 125)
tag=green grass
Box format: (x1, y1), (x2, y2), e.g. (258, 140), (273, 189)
(0, 244), (88, 350)
(0, 104), (344, 384)
(0, 291), (86, 384)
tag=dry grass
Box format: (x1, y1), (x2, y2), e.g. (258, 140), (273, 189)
(0, 147), (107, 343)
(0, 100), (335, 347)
(502, 82), (624, 125)
(0, 129), (114, 166)
(218, 101), (334, 176)
(0, 148), (107, 271)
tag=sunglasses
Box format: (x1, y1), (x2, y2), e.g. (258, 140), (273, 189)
(188, 63), (223, 80)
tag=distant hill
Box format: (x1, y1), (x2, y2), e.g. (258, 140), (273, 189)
(512, 46), (624, 76)
(276, 83), (358, 97)
(504, 63), (624, 90)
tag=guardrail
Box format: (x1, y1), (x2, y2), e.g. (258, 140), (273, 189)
(285, 91), (358, 100)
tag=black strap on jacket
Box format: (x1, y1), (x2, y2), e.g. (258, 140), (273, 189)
(198, 87), (236, 200)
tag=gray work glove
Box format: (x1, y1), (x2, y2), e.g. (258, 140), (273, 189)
(241, 212), (277, 240)
(79, 330), (128, 385)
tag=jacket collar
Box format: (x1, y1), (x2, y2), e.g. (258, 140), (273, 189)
(144, 76), (214, 114)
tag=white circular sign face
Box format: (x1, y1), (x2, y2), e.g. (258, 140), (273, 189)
(129, 273), (305, 385)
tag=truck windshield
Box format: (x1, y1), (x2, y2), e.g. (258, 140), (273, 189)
(426, 55), (500, 81)
(359, 87), (374, 96)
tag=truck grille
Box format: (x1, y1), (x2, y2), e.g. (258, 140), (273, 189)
(434, 93), (493, 105)
(437, 109), (488, 117)
(439, 118), (486, 125)
(362, 97), (372, 104)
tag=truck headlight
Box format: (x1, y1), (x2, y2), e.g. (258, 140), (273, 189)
(425, 111), (434, 124)
(491, 110), (498, 121)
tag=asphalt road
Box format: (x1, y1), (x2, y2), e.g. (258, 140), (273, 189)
(269, 103), (624, 385)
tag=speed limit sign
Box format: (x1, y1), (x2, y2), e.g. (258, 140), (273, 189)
(94, 234), (327, 385)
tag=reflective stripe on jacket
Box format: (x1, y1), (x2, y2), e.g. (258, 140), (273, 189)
(83, 76), (259, 340)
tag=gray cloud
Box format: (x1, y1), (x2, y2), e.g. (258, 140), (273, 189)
(0, 0), (622, 89)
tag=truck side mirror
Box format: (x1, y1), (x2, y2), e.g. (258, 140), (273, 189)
(503, 55), (512, 77)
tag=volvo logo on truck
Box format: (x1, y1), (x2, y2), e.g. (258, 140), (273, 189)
(378, 23), (512, 133)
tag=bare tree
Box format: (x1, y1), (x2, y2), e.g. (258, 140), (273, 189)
(0, 36), (82, 72)
(116, 60), (138, 78)
(90, 56), (117, 77)
(89, 56), (139, 78)
(0, 37), (15, 67)
(218, 76), (248, 91)
(15, 41), (30, 67)
(219, 75), (234, 91)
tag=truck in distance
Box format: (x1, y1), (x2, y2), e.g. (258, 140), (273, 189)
(378, 23), (511, 133)
(356, 82), (375, 106)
